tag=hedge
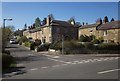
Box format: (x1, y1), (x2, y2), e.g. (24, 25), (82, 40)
(2, 54), (14, 69)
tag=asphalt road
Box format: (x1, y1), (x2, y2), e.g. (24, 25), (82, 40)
(3, 43), (120, 79)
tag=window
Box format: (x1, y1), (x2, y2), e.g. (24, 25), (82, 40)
(90, 28), (93, 32)
(104, 31), (107, 36)
(41, 29), (44, 34)
(49, 36), (52, 43)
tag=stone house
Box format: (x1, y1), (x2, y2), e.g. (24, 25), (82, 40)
(23, 16), (79, 44)
(79, 23), (100, 39)
(79, 20), (120, 43)
(97, 20), (120, 43)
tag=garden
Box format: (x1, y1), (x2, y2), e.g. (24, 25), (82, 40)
(17, 35), (120, 54)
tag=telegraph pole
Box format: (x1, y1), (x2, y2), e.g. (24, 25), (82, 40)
(62, 35), (64, 54)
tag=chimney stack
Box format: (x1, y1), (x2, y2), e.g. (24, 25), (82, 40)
(46, 15), (51, 26)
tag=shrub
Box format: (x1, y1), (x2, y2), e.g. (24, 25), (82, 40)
(89, 35), (96, 41)
(92, 39), (100, 44)
(50, 41), (86, 54)
(50, 42), (62, 50)
(36, 43), (51, 52)
(2, 54), (14, 69)
(79, 35), (88, 42)
(2, 50), (10, 55)
(83, 42), (94, 49)
(30, 42), (35, 50)
(98, 37), (104, 43)
(34, 39), (41, 46)
(79, 35), (94, 42)
(24, 42), (31, 47)
(97, 43), (118, 51)
(20, 36), (28, 43)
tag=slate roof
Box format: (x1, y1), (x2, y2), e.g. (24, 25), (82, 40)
(50, 20), (77, 27)
(98, 20), (120, 30)
(79, 23), (100, 29)
(29, 27), (41, 33)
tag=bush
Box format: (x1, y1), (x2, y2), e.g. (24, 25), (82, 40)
(20, 36), (28, 43)
(83, 42), (94, 49)
(79, 35), (95, 42)
(98, 37), (104, 43)
(36, 43), (51, 52)
(2, 54), (14, 69)
(30, 42), (35, 50)
(34, 39), (41, 46)
(50, 42), (62, 50)
(24, 42), (31, 47)
(97, 43), (118, 51)
(2, 50), (10, 55)
(79, 35), (89, 42)
(50, 41), (86, 54)
(92, 39), (100, 44)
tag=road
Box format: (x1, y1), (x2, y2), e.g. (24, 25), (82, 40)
(2, 43), (120, 79)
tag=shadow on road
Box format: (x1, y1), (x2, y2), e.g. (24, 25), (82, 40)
(5, 46), (18, 48)
(14, 55), (43, 63)
(2, 66), (26, 78)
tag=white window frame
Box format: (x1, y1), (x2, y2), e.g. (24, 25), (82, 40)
(104, 30), (107, 36)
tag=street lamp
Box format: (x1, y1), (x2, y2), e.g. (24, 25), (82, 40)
(2, 18), (12, 51)
(3, 18), (12, 28)
(62, 35), (64, 54)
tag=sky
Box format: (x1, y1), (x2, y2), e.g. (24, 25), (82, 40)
(2, 2), (119, 30)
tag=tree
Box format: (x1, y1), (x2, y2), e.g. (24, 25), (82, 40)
(103, 16), (109, 23)
(82, 22), (85, 25)
(75, 22), (81, 26)
(48, 14), (55, 21)
(68, 17), (75, 25)
(14, 29), (23, 37)
(24, 23), (27, 30)
(32, 23), (35, 29)
(42, 17), (47, 26)
(2, 25), (15, 51)
(35, 17), (41, 27)
(111, 18), (115, 22)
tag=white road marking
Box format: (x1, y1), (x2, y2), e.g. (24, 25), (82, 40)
(62, 64), (68, 66)
(98, 69), (120, 74)
(93, 59), (98, 61)
(115, 57), (119, 59)
(78, 61), (84, 64)
(41, 67), (48, 69)
(52, 56), (60, 58)
(52, 65), (60, 67)
(28, 54), (34, 56)
(71, 62), (77, 64)
(109, 57), (115, 60)
(74, 61), (79, 63)
(103, 58), (109, 61)
(99, 58), (105, 60)
(96, 59), (102, 61)
(88, 59), (95, 62)
(47, 58), (67, 63)
(65, 62), (72, 64)
(30, 68), (38, 71)
(84, 60), (90, 63)
(81, 60), (90, 63)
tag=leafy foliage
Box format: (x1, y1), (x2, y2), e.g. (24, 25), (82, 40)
(111, 18), (115, 22)
(35, 17), (41, 27)
(1, 26), (15, 51)
(103, 16), (109, 23)
(2, 54), (14, 69)
(19, 36), (28, 43)
(68, 17), (75, 25)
